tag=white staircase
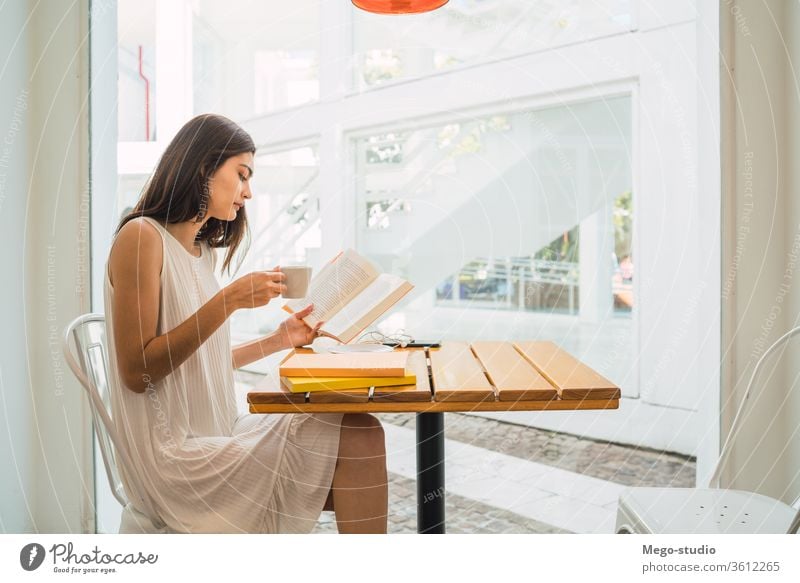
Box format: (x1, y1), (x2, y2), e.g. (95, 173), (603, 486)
(359, 118), (630, 296)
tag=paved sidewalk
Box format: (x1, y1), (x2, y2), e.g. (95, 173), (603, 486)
(312, 471), (568, 534)
(376, 412), (695, 489)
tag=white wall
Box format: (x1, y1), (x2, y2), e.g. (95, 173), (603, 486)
(0, 0), (35, 534)
(721, 0), (800, 505)
(0, 0), (93, 533)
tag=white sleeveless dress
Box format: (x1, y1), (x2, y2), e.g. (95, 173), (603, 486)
(103, 216), (343, 533)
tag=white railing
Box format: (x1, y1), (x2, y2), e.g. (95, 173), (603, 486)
(437, 257), (633, 314)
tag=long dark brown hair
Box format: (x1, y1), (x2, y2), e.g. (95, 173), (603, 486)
(116, 113), (256, 274)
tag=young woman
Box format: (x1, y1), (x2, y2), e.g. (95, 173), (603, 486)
(104, 114), (387, 534)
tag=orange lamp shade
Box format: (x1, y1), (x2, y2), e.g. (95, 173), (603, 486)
(352, 1), (449, 14)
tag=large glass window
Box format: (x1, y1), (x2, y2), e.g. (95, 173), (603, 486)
(96, 0), (707, 534)
(353, 95), (633, 389)
(191, 0), (320, 119)
(352, 0), (633, 91)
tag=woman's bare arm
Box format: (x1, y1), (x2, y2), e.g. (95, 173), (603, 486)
(109, 218), (285, 393)
(231, 305), (321, 369)
(231, 332), (287, 369)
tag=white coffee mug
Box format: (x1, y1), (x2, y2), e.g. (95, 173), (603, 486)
(281, 266), (312, 299)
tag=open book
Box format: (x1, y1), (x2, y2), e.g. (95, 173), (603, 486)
(282, 249), (414, 344)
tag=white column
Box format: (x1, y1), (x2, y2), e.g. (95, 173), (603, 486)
(694, 0), (721, 490)
(91, 1), (118, 313)
(719, 0), (796, 502)
(23, 0), (94, 533)
(319, 125), (350, 252)
(90, 0), (123, 534)
(579, 204), (614, 323)
(319, 0), (350, 100)
(230, 40), (255, 119)
(318, 1), (351, 253)
(155, 0), (193, 142)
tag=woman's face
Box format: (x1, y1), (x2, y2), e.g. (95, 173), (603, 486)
(206, 152), (254, 222)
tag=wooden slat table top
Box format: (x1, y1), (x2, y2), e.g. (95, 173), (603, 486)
(429, 341), (495, 402)
(247, 341), (620, 414)
(248, 398), (619, 414)
(470, 341), (557, 401)
(372, 350), (432, 402)
(514, 341), (621, 400)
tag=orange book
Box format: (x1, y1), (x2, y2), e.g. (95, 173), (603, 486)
(282, 249), (414, 344)
(279, 351), (410, 378)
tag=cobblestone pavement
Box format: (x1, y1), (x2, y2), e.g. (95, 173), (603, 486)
(375, 413), (696, 489)
(311, 472), (568, 534)
(236, 370), (695, 533)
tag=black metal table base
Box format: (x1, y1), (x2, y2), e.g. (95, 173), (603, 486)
(416, 412), (445, 533)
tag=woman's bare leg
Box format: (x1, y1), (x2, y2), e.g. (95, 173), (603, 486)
(329, 413), (388, 534)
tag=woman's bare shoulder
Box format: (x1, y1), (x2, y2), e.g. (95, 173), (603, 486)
(109, 217), (164, 285)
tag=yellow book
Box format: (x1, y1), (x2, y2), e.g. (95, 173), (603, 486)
(281, 373), (416, 393)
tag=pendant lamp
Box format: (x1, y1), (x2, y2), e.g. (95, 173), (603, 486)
(352, 1), (449, 15)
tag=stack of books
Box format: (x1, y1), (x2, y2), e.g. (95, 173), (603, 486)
(278, 351), (416, 393)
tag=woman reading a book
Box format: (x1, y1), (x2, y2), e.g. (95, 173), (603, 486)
(104, 113), (387, 534)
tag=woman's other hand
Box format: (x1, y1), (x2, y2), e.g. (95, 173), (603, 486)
(278, 304), (322, 349)
(225, 268), (287, 311)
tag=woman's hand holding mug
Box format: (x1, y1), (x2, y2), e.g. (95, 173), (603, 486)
(226, 268), (287, 311)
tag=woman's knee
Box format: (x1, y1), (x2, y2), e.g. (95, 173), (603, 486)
(339, 413), (385, 459)
(342, 413), (382, 430)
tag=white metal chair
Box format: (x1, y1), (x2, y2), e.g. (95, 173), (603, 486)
(616, 326), (800, 534)
(63, 313), (173, 534)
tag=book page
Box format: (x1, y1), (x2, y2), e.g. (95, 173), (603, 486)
(322, 273), (414, 343)
(284, 249), (379, 326)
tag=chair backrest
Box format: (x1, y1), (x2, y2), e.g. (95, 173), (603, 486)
(707, 326), (800, 522)
(788, 506), (800, 534)
(62, 313), (165, 528)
